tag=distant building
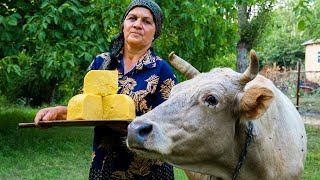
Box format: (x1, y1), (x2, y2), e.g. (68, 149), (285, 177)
(302, 39), (320, 83)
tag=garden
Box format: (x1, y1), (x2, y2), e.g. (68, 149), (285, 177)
(1, 0), (320, 179)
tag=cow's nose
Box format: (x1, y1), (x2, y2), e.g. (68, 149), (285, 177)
(127, 121), (153, 147)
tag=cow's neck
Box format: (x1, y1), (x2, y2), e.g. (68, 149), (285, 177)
(200, 121), (255, 179)
(231, 121), (254, 179)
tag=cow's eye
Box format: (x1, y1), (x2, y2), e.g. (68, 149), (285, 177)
(205, 95), (218, 107)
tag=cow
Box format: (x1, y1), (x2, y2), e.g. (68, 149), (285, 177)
(126, 50), (307, 180)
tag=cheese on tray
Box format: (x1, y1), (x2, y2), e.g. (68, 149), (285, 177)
(67, 93), (103, 120)
(83, 70), (118, 96)
(103, 94), (136, 120)
(67, 70), (136, 121)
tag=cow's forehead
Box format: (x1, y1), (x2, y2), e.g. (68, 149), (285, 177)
(171, 68), (241, 97)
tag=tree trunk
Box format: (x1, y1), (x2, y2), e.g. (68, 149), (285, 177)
(237, 4), (249, 73)
(237, 41), (248, 73)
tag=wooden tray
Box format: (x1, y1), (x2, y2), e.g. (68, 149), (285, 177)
(18, 120), (132, 133)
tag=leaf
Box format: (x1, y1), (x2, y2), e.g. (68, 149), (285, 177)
(42, 23), (48, 29)
(68, 60), (75, 66)
(40, 2), (49, 9)
(38, 32), (46, 41)
(62, 62), (67, 68)
(66, 69), (71, 77)
(13, 65), (22, 76)
(70, 6), (80, 14)
(7, 16), (18, 26)
(194, 25), (200, 37)
(54, 15), (59, 24)
(79, 44), (86, 51)
(67, 22), (74, 30)
(11, 13), (22, 19)
(298, 20), (305, 31)
(0, 32), (11, 41)
(90, 24), (97, 31)
(28, 24), (37, 33)
(47, 59), (53, 68)
(44, 16), (51, 24)
(97, 38), (104, 44)
(84, 52), (93, 61)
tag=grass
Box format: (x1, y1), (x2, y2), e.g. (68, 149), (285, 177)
(0, 106), (188, 179)
(295, 95), (320, 113)
(304, 125), (320, 180)
(0, 107), (93, 179)
(0, 106), (319, 179)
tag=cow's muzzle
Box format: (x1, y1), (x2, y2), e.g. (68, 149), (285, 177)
(127, 121), (153, 149)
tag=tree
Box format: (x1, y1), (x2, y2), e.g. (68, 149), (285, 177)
(236, 1), (274, 73)
(255, 0), (308, 68)
(1, 0), (240, 106)
(1, 0), (274, 106)
(156, 0), (239, 73)
(0, 0), (129, 106)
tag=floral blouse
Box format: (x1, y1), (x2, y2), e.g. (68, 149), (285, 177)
(88, 49), (177, 116)
(88, 49), (178, 180)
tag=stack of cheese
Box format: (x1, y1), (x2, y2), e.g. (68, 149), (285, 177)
(66, 70), (136, 120)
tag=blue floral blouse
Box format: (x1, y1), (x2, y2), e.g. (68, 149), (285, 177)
(88, 49), (177, 116)
(88, 49), (178, 179)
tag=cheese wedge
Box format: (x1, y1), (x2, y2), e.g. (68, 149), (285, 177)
(102, 94), (136, 120)
(67, 93), (103, 120)
(83, 70), (118, 96)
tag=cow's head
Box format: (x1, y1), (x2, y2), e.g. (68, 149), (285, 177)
(126, 50), (274, 174)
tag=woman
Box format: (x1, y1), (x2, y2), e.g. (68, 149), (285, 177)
(34, 0), (178, 179)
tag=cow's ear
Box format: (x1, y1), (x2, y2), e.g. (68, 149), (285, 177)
(239, 86), (274, 120)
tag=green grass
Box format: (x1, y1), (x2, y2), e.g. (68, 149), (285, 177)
(0, 107), (93, 179)
(304, 125), (320, 180)
(0, 106), (319, 179)
(290, 95), (320, 113)
(0, 107), (188, 179)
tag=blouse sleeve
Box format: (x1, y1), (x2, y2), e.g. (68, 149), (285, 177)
(87, 53), (110, 71)
(152, 61), (178, 108)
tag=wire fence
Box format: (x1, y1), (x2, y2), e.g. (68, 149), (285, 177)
(260, 64), (320, 119)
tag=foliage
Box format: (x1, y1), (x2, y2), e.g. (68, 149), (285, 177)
(255, 1), (306, 68)
(1, 0), (241, 105)
(0, 0), (130, 105)
(293, 0), (320, 38)
(2, 0), (303, 105)
(155, 0), (240, 73)
(237, 1), (274, 50)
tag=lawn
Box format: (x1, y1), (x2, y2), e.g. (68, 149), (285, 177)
(0, 107), (188, 179)
(0, 106), (319, 179)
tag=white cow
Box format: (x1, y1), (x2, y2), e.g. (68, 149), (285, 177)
(126, 50), (307, 180)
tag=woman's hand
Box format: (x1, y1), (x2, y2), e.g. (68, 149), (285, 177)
(34, 106), (67, 125)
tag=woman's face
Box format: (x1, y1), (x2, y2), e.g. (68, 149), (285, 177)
(123, 7), (156, 49)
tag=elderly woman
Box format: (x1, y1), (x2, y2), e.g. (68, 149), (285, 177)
(34, 0), (177, 179)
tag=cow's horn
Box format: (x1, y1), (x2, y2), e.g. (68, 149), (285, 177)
(240, 49), (259, 84)
(168, 52), (200, 79)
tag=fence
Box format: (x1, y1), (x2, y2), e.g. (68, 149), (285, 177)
(260, 63), (320, 115)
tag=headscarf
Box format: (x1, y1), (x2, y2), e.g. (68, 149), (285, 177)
(109, 0), (163, 68)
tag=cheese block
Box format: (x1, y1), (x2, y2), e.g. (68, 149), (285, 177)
(67, 93), (103, 120)
(103, 94), (136, 120)
(83, 70), (118, 96)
